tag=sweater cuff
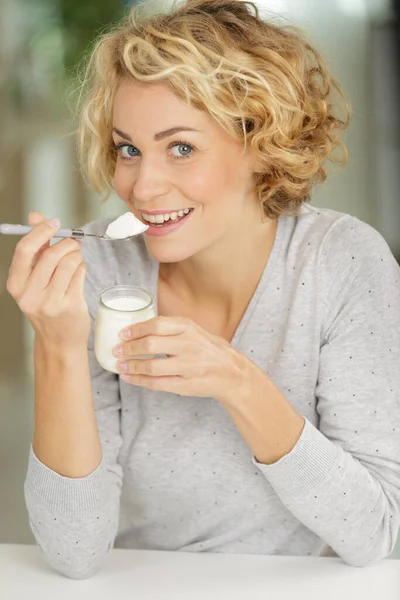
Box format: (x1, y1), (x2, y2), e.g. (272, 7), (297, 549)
(253, 418), (339, 497)
(25, 446), (106, 519)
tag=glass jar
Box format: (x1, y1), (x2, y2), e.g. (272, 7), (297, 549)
(94, 285), (156, 373)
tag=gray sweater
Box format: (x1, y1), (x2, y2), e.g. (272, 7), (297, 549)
(24, 204), (400, 579)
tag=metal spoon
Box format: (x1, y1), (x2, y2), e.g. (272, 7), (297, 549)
(0, 223), (146, 241)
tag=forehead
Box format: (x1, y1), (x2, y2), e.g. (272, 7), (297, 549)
(113, 79), (205, 131)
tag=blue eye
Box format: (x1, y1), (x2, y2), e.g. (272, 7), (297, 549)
(170, 143), (193, 158)
(114, 141), (194, 161)
(116, 144), (139, 159)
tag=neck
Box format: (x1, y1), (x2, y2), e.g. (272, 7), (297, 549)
(159, 212), (278, 311)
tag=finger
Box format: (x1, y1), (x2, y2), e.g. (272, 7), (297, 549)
(28, 212), (46, 226)
(113, 335), (185, 359)
(46, 249), (84, 298)
(28, 213), (51, 266)
(120, 373), (185, 394)
(26, 239), (82, 294)
(120, 315), (191, 341)
(116, 356), (183, 377)
(7, 218), (60, 296)
(65, 261), (87, 300)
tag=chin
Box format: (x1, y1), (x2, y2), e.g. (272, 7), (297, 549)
(143, 237), (199, 263)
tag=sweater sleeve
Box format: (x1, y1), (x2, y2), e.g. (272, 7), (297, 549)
(254, 216), (400, 567)
(24, 233), (124, 579)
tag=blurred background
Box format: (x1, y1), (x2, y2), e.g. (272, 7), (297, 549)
(0, 0), (399, 557)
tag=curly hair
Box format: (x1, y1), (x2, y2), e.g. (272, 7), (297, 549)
(78, 0), (350, 218)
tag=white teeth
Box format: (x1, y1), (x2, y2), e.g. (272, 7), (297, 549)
(141, 208), (192, 224)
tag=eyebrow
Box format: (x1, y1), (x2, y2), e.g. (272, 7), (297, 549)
(112, 126), (200, 143)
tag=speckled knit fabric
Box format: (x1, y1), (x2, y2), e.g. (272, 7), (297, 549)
(25, 204), (400, 578)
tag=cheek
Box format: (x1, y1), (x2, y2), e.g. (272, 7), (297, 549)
(188, 161), (250, 211)
(114, 164), (134, 200)
(178, 163), (234, 205)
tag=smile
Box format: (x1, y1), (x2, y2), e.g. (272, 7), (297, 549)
(141, 208), (193, 226)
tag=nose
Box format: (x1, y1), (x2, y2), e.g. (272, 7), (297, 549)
(132, 156), (170, 204)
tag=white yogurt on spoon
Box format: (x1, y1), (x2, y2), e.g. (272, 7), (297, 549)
(105, 212), (148, 239)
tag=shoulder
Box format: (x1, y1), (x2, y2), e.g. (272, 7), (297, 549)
(280, 204), (351, 264)
(289, 206), (400, 339)
(290, 204), (397, 277)
(313, 208), (398, 286)
(298, 208), (399, 330)
(290, 204), (385, 251)
(282, 205), (399, 311)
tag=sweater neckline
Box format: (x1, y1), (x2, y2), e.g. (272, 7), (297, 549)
(147, 215), (286, 347)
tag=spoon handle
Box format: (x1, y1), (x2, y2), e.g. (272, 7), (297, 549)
(0, 224), (84, 239)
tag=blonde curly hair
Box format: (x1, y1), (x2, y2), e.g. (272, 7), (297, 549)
(78, 0), (350, 218)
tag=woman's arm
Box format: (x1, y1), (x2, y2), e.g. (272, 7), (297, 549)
(25, 335), (122, 580)
(8, 213), (123, 579)
(32, 340), (101, 478)
(230, 218), (400, 567)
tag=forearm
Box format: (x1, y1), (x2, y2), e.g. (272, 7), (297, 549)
(222, 358), (305, 465)
(25, 447), (116, 579)
(33, 336), (102, 477)
(252, 419), (399, 566)
(26, 337), (123, 579)
(222, 358), (399, 566)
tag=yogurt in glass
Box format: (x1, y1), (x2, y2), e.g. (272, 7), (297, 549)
(94, 285), (156, 373)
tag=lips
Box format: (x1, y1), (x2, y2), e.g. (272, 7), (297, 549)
(143, 207), (195, 237)
(141, 208), (193, 225)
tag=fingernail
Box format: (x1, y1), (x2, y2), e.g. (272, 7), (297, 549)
(120, 329), (131, 340)
(47, 218), (60, 229)
(113, 345), (124, 357)
(116, 362), (128, 372)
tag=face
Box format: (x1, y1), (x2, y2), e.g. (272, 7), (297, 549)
(112, 79), (259, 263)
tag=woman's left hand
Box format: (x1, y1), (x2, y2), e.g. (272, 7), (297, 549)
(113, 316), (253, 403)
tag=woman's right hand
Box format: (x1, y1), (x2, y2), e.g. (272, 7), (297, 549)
(6, 212), (91, 350)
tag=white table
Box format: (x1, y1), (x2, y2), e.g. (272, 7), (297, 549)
(1, 544), (399, 600)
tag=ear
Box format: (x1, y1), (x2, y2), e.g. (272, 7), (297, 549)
(251, 153), (265, 175)
(242, 140), (264, 175)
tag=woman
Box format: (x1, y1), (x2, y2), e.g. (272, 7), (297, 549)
(7, 0), (400, 579)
